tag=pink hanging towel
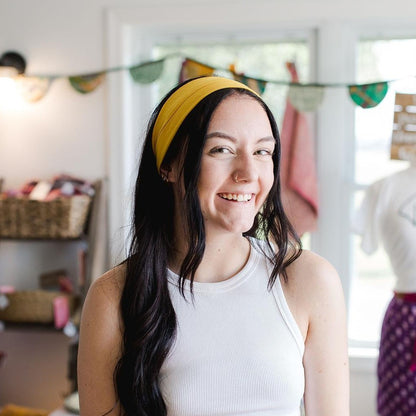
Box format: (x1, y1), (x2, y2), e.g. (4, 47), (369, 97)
(280, 62), (319, 236)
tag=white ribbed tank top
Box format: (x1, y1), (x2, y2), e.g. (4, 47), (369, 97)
(160, 238), (305, 416)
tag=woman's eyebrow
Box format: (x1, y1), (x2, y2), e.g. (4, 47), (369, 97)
(205, 132), (237, 142)
(205, 132), (275, 143)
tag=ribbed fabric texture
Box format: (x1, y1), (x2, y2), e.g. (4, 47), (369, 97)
(160, 238), (305, 416)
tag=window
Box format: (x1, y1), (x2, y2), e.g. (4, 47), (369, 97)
(349, 38), (416, 344)
(154, 40), (312, 249)
(154, 41), (310, 130)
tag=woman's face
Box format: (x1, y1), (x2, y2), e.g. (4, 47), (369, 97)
(197, 94), (275, 237)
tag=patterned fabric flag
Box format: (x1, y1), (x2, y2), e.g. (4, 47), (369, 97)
(348, 82), (388, 108)
(229, 64), (267, 95)
(15, 75), (52, 102)
(69, 72), (105, 94)
(129, 59), (164, 84)
(179, 58), (215, 83)
(288, 85), (325, 112)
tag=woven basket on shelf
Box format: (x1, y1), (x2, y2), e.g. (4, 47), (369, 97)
(0, 290), (78, 324)
(0, 195), (91, 239)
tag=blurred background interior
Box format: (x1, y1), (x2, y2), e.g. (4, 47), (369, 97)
(1, 1), (416, 415)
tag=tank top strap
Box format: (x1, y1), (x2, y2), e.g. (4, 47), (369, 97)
(271, 277), (305, 357)
(252, 238), (305, 357)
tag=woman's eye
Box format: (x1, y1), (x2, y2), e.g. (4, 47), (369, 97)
(256, 149), (273, 156)
(209, 146), (232, 154)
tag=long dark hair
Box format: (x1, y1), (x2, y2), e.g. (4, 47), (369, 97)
(115, 81), (302, 415)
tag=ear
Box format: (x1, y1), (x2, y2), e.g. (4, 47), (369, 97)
(160, 166), (170, 183)
(160, 164), (179, 183)
(161, 157), (182, 183)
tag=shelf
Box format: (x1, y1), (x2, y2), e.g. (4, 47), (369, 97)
(0, 236), (87, 242)
(3, 322), (67, 333)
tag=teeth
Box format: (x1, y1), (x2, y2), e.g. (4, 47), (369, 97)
(219, 193), (252, 202)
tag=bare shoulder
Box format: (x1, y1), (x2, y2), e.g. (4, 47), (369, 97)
(86, 263), (126, 307)
(91, 262), (126, 294)
(78, 265), (126, 416)
(78, 263), (126, 381)
(81, 263), (126, 334)
(284, 249), (341, 295)
(285, 251), (349, 415)
(281, 249), (345, 338)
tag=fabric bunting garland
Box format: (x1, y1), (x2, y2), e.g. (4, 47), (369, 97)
(179, 58), (215, 83)
(348, 82), (389, 109)
(4, 54), (410, 110)
(69, 72), (106, 94)
(14, 75), (52, 102)
(288, 84), (325, 113)
(129, 59), (165, 84)
(228, 64), (267, 95)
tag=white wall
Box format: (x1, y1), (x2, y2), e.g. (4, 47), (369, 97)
(1, 0), (416, 413)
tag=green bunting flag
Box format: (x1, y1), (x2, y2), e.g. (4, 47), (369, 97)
(348, 82), (388, 109)
(129, 59), (164, 84)
(69, 72), (106, 94)
(15, 75), (52, 103)
(288, 85), (325, 112)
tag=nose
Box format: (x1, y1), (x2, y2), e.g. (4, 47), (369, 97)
(232, 153), (257, 183)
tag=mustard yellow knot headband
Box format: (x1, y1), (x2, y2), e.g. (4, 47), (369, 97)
(152, 76), (258, 172)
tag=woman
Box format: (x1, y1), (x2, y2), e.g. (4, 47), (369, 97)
(78, 76), (349, 416)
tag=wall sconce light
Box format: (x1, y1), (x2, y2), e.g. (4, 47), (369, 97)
(0, 51), (26, 77)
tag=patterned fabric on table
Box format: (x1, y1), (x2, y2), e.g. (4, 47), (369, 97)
(377, 296), (416, 416)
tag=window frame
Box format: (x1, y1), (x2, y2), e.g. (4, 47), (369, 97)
(106, 5), (416, 350)
(105, 5), (316, 264)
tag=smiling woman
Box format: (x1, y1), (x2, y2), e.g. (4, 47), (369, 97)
(196, 95), (275, 240)
(77, 76), (349, 416)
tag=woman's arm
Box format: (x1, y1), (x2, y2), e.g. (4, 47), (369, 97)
(77, 268), (124, 416)
(301, 253), (350, 415)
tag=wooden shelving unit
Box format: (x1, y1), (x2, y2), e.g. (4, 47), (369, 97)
(0, 180), (103, 395)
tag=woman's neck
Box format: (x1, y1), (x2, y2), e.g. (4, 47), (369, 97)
(169, 232), (250, 284)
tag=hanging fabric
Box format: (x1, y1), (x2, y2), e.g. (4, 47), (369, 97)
(279, 62), (319, 236)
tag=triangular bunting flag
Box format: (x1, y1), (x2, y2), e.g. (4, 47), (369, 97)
(288, 85), (325, 112)
(229, 64), (266, 95)
(129, 59), (164, 84)
(15, 75), (52, 103)
(179, 58), (215, 83)
(348, 82), (388, 109)
(69, 72), (105, 94)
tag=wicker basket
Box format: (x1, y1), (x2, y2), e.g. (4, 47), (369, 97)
(0, 290), (78, 324)
(0, 195), (91, 239)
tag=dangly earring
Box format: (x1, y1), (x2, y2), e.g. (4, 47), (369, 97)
(161, 172), (169, 182)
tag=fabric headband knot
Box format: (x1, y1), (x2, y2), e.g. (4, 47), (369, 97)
(152, 76), (258, 172)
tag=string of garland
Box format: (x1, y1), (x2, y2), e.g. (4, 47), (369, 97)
(6, 53), (403, 110)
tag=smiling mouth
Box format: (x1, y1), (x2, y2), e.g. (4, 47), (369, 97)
(219, 193), (252, 202)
